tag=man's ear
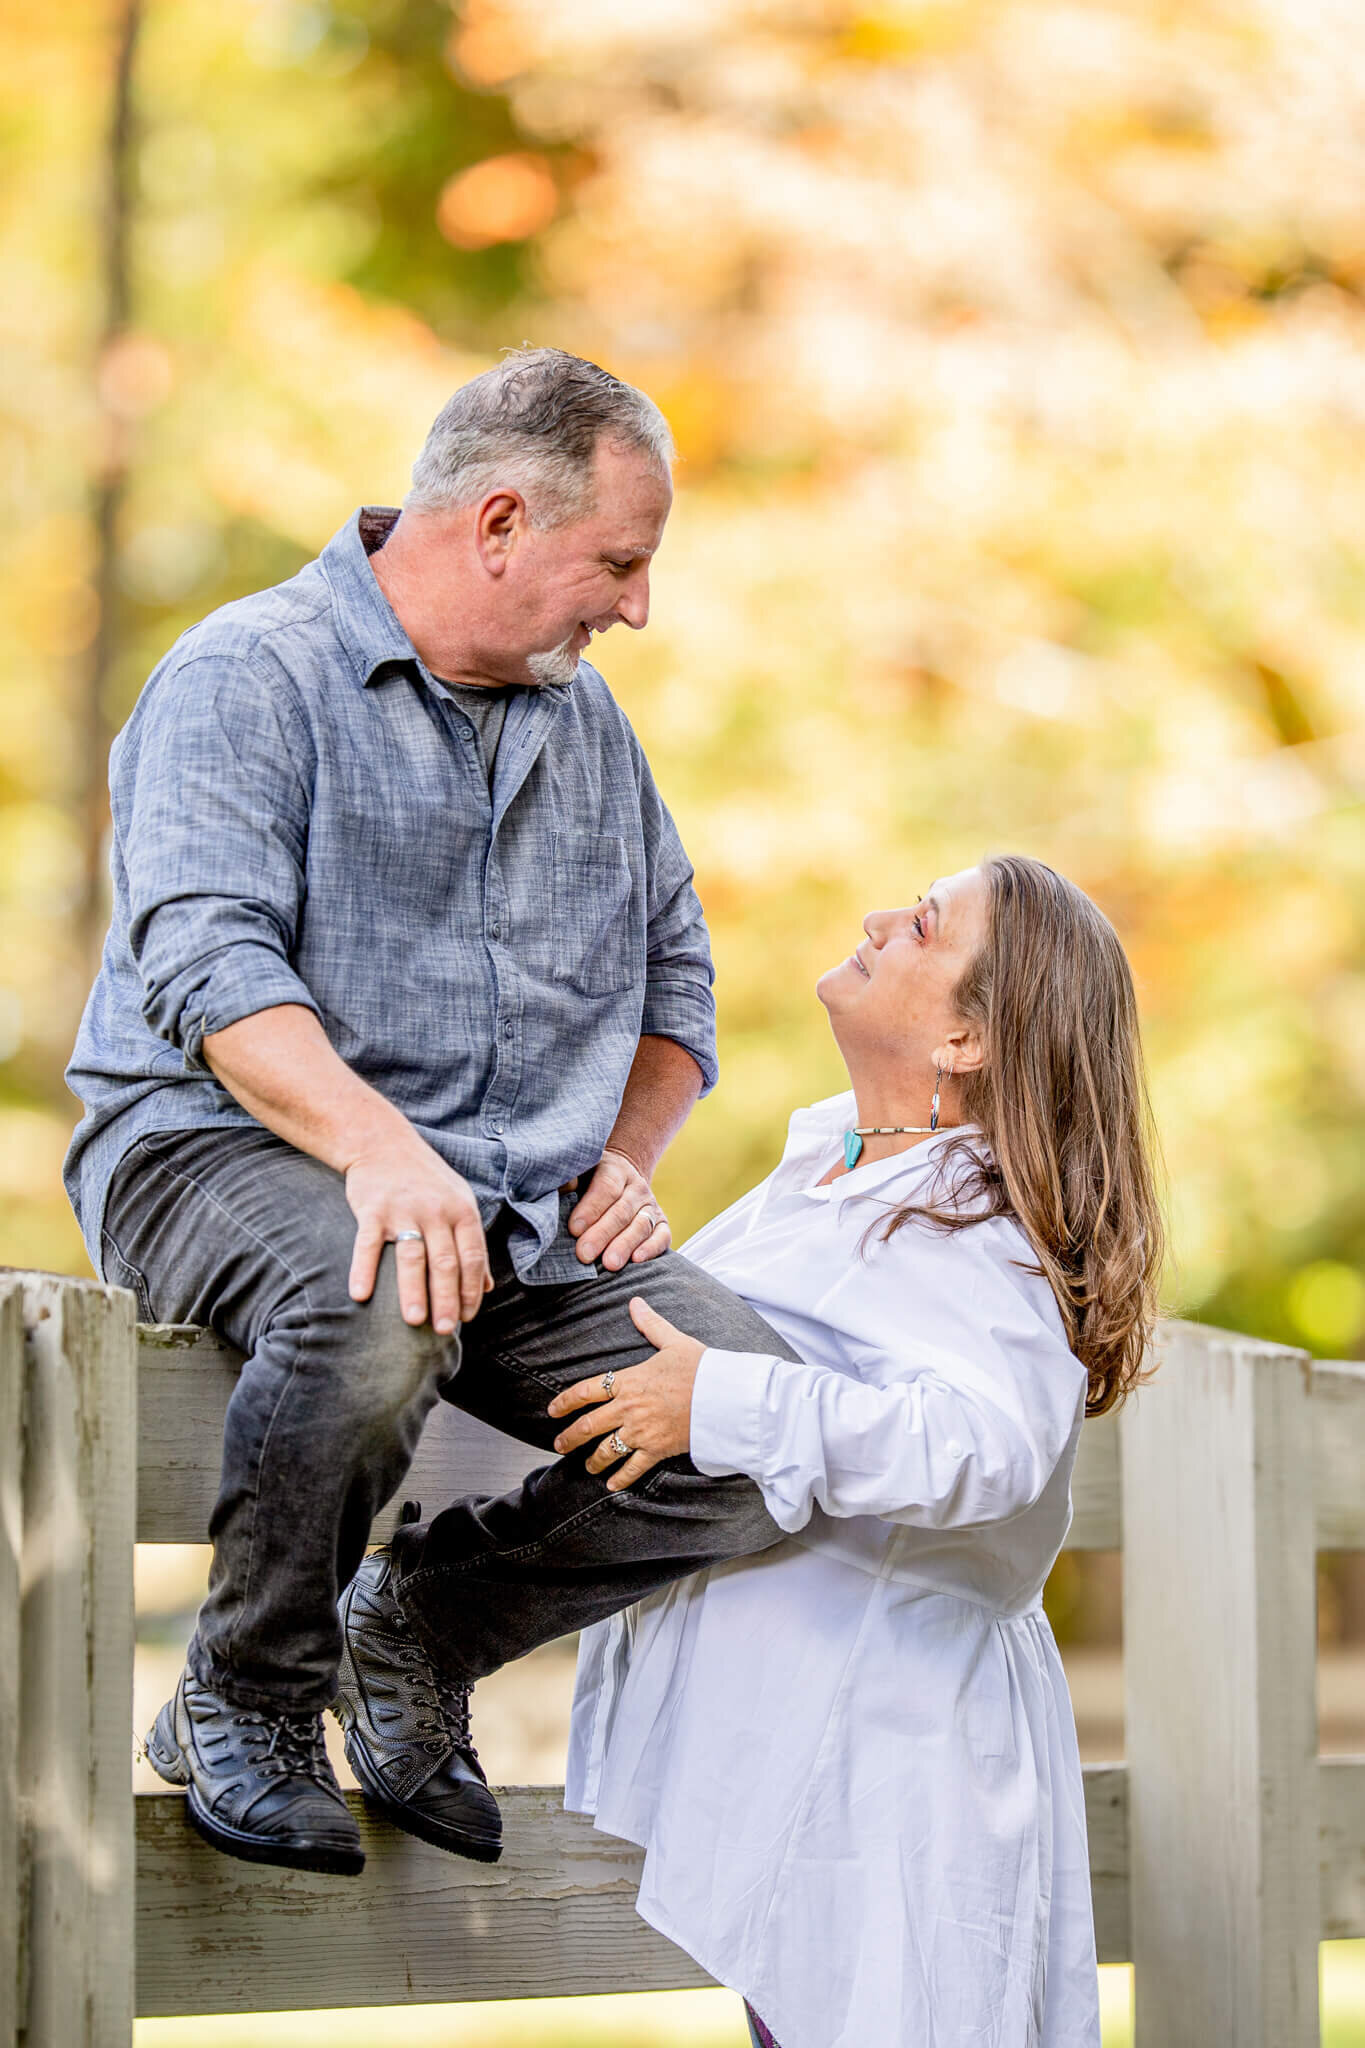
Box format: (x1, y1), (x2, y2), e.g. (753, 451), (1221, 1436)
(473, 489), (526, 576)
(934, 1026), (985, 1078)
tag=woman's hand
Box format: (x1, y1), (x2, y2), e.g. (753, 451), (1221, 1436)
(548, 1298), (705, 1491)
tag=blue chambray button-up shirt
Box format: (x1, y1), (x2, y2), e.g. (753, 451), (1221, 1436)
(64, 508), (718, 1285)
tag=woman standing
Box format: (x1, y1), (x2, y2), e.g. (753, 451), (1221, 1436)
(551, 855), (1163, 2048)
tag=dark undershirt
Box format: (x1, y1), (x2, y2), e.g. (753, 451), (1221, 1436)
(435, 677), (521, 780)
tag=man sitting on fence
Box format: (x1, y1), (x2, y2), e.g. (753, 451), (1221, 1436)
(64, 349), (797, 1877)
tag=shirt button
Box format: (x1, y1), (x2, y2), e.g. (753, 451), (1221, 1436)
(489, 923), (501, 940)
(502, 1022), (514, 1038)
(946, 1439), (964, 1460)
(491, 1117), (504, 1134)
(460, 725), (475, 742)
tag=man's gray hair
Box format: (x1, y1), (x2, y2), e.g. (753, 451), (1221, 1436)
(406, 347), (675, 526)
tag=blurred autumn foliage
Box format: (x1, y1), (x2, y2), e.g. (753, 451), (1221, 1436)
(5, 0), (1365, 1373)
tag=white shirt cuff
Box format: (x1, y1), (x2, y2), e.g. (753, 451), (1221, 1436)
(689, 1348), (776, 1479)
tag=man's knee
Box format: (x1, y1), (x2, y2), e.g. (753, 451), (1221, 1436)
(347, 1255), (458, 1407)
(275, 1241), (459, 1420)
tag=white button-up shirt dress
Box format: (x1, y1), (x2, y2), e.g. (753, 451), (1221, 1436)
(566, 1094), (1102, 2048)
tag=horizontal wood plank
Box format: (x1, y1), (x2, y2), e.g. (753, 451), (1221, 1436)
(133, 1757), (1365, 2015)
(1314, 1362), (1365, 1550)
(135, 1786), (712, 2017)
(135, 1765), (1139, 2016)
(135, 1323), (1361, 1553)
(137, 1322), (1125, 1549)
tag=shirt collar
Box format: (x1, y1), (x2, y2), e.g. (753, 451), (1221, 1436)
(318, 508), (425, 690)
(318, 507), (582, 707)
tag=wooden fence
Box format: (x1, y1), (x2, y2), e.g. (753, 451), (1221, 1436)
(1, 1268), (1362, 2046)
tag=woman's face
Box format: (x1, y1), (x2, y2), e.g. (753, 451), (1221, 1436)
(817, 866), (990, 1078)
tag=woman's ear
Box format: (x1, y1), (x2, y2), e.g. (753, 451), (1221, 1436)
(934, 1027), (985, 1078)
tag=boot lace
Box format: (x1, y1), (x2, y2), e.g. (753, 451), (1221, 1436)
(232, 1709), (334, 1784)
(385, 1505), (480, 1764)
(394, 1641), (479, 1763)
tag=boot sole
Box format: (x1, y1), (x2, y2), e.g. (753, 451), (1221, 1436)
(185, 1786), (367, 1877)
(145, 1704), (365, 1877)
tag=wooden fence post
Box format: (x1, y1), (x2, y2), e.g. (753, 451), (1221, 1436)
(15, 1275), (137, 2048)
(0, 1280), (23, 2048)
(1120, 1322), (1319, 2048)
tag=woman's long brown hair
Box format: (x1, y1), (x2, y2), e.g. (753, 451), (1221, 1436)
(876, 855), (1165, 1416)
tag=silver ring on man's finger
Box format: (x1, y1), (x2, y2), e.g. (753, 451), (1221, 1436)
(639, 1209), (663, 1232)
(395, 1230), (423, 1243)
(608, 1431), (631, 1457)
(601, 1370), (616, 1398)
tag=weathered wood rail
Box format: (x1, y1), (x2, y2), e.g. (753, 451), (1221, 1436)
(1, 1270), (1362, 2046)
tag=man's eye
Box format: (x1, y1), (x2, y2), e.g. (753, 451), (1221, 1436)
(607, 559), (632, 573)
(912, 913), (925, 938)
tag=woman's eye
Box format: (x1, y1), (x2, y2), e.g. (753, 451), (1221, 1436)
(912, 913), (925, 938)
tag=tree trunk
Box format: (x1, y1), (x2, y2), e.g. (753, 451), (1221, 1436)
(77, 0), (141, 977)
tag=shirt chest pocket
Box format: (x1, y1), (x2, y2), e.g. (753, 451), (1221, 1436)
(545, 830), (639, 997)
(320, 798), (484, 926)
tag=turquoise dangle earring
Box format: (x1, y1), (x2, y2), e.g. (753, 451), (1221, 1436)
(843, 1062), (946, 1170)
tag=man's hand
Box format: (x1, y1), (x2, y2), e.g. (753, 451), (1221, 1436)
(547, 1298), (704, 1490)
(567, 1146), (671, 1270)
(346, 1136), (490, 1333)
(202, 1004), (490, 1333)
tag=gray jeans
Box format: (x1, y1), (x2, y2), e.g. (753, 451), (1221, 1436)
(102, 1125), (796, 1713)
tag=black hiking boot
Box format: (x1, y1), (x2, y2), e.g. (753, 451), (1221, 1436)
(144, 1668), (364, 1876)
(333, 1504), (502, 1864)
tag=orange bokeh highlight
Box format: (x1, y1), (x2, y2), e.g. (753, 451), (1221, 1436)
(436, 154), (558, 250)
(96, 332), (175, 418)
(446, 13), (531, 89)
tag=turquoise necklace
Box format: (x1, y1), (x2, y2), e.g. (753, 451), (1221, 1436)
(842, 1123), (935, 1170)
(843, 1066), (947, 1169)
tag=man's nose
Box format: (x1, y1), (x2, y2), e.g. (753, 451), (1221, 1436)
(615, 571), (650, 631)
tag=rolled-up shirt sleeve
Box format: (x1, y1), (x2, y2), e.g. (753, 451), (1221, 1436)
(122, 653), (321, 1071)
(687, 1243), (1088, 1535)
(690, 1346), (1066, 1533)
(630, 731), (718, 1092)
